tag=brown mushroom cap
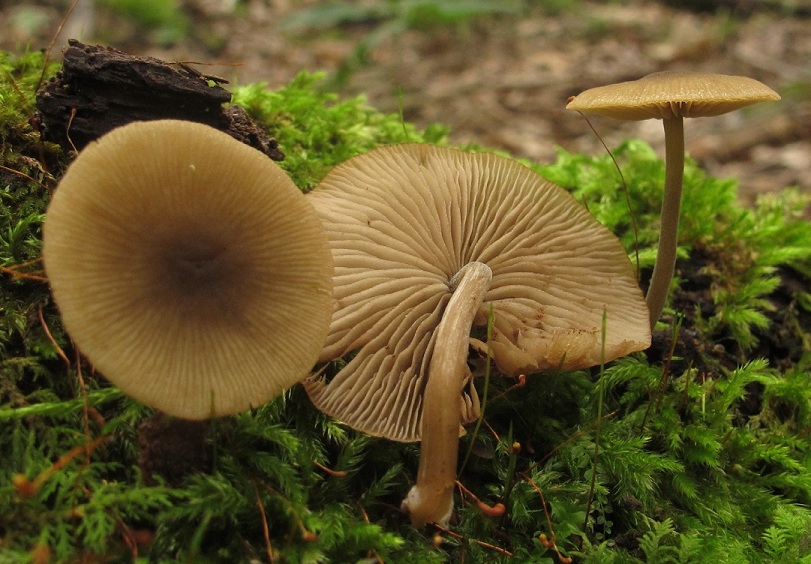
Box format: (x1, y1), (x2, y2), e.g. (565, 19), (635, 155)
(566, 71), (780, 330)
(43, 119), (333, 420)
(566, 71), (780, 120)
(304, 143), (650, 442)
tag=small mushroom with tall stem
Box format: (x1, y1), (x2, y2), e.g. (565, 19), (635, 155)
(304, 143), (651, 527)
(566, 71), (780, 329)
(43, 119), (333, 420)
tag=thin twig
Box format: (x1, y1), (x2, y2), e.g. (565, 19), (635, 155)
(0, 263), (48, 283)
(312, 460), (348, 477)
(252, 481), (274, 563)
(431, 523), (514, 558)
(520, 472), (572, 563)
(0, 164), (52, 193)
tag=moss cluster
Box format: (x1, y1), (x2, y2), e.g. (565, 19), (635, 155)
(1, 50), (810, 562)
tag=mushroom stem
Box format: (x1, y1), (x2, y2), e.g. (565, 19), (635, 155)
(402, 261), (492, 527)
(645, 116), (685, 329)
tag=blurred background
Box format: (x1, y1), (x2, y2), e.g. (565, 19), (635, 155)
(2, 0), (809, 202)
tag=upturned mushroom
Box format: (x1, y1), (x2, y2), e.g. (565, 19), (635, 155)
(566, 71), (780, 329)
(304, 143), (650, 526)
(43, 119), (333, 420)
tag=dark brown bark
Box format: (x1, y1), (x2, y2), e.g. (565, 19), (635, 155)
(35, 40), (284, 161)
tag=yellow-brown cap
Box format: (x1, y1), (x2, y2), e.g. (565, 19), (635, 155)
(43, 120), (333, 419)
(566, 71), (780, 120)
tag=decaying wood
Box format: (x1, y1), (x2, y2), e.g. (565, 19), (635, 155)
(35, 39), (284, 161)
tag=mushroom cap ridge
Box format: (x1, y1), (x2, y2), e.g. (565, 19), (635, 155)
(305, 143), (650, 442)
(43, 119), (333, 420)
(567, 71), (780, 120)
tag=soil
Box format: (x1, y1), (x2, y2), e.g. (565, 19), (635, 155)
(2, 0), (810, 206)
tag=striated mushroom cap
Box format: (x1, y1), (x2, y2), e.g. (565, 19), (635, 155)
(43, 119), (333, 420)
(566, 71), (780, 120)
(305, 143), (649, 442)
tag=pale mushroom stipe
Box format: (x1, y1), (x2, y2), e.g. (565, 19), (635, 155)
(567, 71), (780, 329)
(304, 143), (650, 527)
(43, 119), (334, 420)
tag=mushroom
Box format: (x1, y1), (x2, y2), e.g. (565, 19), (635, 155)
(304, 143), (650, 526)
(566, 71), (780, 329)
(43, 119), (333, 420)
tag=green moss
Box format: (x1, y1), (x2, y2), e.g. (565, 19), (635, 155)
(0, 50), (61, 270)
(1, 53), (810, 562)
(231, 70), (449, 190)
